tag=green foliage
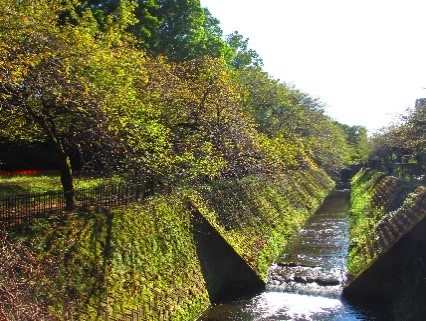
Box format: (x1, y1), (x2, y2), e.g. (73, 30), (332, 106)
(370, 100), (425, 180)
(302, 119), (352, 176)
(189, 167), (333, 279)
(0, 0), (365, 195)
(22, 196), (210, 320)
(0, 1), (381, 318)
(0, 0), (133, 205)
(9, 168), (332, 318)
(236, 67), (356, 175)
(340, 125), (371, 164)
(347, 181), (381, 275)
(95, 0), (234, 61)
(226, 32), (263, 68)
(0, 174), (123, 197)
(347, 168), (424, 276)
(256, 133), (308, 171)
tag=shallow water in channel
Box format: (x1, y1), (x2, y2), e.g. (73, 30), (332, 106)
(198, 189), (392, 321)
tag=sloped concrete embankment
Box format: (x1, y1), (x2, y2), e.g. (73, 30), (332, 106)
(344, 168), (426, 319)
(24, 167), (333, 320)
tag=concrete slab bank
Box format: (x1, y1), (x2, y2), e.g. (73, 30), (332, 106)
(20, 167), (333, 320)
(344, 168), (426, 319)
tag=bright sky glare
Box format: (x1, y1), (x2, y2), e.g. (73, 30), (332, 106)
(200, 0), (426, 134)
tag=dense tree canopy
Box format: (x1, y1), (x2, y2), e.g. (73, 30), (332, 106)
(0, 0), (368, 200)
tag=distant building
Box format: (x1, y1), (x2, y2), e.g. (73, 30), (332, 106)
(415, 98), (426, 110)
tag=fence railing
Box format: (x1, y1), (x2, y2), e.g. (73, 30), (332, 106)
(0, 184), (143, 228)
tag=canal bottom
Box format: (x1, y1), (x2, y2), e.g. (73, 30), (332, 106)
(198, 189), (393, 321)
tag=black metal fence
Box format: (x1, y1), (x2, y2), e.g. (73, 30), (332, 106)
(0, 184), (143, 228)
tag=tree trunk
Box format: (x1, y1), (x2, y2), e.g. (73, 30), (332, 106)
(57, 149), (76, 211)
(24, 103), (77, 210)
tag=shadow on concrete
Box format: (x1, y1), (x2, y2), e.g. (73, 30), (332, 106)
(190, 208), (265, 304)
(344, 218), (426, 320)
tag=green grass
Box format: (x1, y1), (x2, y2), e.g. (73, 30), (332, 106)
(11, 167), (332, 319)
(0, 174), (124, 197)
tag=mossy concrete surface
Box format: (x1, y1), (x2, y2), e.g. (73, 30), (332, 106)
(15, 167), (333, 320)
(345, 168), (426, 319)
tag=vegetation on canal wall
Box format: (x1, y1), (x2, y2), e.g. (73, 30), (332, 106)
(190, 168), (333, 280)
(347, 168), (426, 319)
(11, 166), (332, 320)
(348, 168), (423, 276)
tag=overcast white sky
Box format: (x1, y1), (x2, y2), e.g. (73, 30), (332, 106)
(200, 0), (426, 134)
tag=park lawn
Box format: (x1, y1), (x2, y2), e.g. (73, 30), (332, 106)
(0, 172), (124, 197)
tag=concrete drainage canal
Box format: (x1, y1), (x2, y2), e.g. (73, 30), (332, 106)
(198, 188), (392, 321)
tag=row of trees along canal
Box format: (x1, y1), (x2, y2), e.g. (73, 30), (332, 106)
(370, 98), (426, 180)
(1, 0), (371, 210)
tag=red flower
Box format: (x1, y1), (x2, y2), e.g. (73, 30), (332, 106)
(0, 170), (57, 177)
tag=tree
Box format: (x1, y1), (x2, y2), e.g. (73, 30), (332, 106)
(235, 66), (356, 175)
(152, 56), (268, 181)
(136, 0), (230, 60)
(226, 31), (263, 69)
(84, 0), (233, 61)
(0, 1), (124, 209)
(236, 67), (300, 136)
(340, 125), (370, 164)
(302, 118), (352, 176)
(174, 57), (267, 178)
(370, 100), (425, 179)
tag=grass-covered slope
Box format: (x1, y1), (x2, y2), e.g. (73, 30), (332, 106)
(13, 167), (333, 320)
(348, 167), (423, 276)
(346, 168), (426, 319)
(189, 169), (333, 279)
(23, 196), (210, 320)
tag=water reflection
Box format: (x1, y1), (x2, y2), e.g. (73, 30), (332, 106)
(200, 292), (386, 320)
(198, 190), (391, 321)
(250, 292), (344, 320)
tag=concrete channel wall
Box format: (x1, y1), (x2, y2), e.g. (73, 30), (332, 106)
(344, 168), (426, 319)
(24, 167), (333, 320)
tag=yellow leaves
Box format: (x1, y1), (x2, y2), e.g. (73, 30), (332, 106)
(257, 133), (308, 170)
(0, 1), (358, 183)
(176, 141), (225, 181)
